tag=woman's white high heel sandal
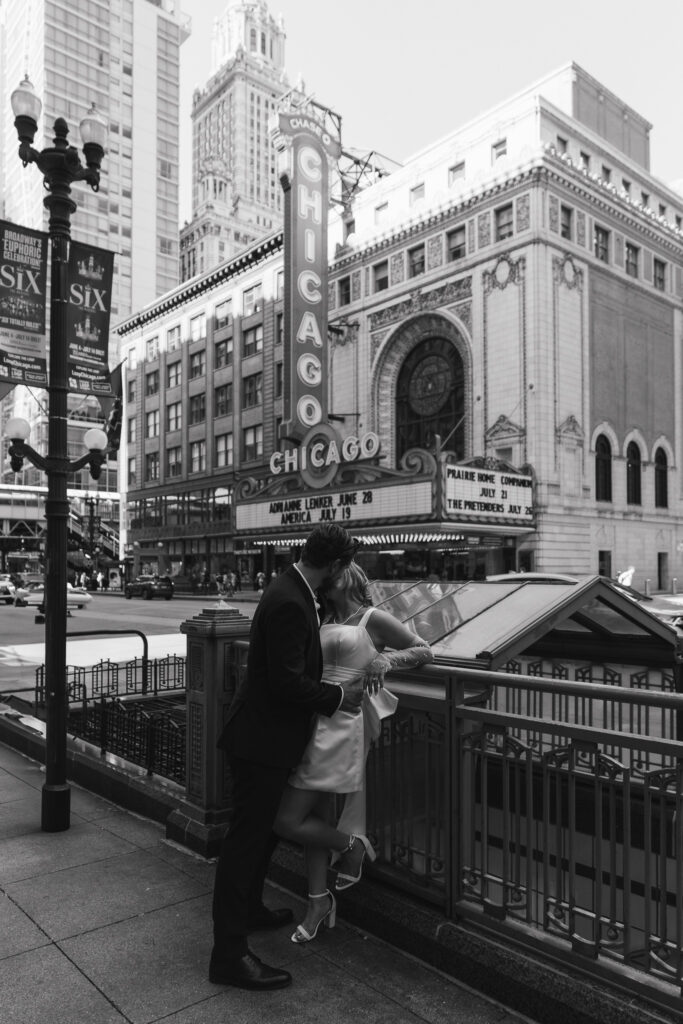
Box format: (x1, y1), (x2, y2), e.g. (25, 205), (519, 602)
(335, 834), (377, 891)
(290, 890), (337, 944)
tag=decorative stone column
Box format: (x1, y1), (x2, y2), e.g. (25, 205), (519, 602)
(166, 605), (251, 856)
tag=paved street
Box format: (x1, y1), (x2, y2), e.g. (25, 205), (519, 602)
(0, 591), (258, 645)
(0, 592), (257, 694)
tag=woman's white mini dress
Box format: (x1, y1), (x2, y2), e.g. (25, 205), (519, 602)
(289, 608), (398, 793)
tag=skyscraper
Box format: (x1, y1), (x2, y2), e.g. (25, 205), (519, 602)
(0, 0), (190, 319)
(0, 0), (189, 564)
(179, 0), (297, 281)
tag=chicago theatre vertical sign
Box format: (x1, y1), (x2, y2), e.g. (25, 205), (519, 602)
(272, 110), (341, 442)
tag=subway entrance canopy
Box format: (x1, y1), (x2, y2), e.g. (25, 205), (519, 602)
(367, 575), (679, 671)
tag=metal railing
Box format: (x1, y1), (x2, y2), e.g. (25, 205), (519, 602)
(366, 669), (452, 904)
(31, 630), (186, 782)
(361, 664), (683, 1013)
(69, 695), (185, 783)
(16, 633), (683, 1009)
(35, 654), (185, 705)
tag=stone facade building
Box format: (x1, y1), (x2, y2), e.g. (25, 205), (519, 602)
(119, 64), (683, 591)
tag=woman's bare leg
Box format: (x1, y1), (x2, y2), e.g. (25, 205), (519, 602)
(293, 845), (335, 937)
(274, 785), (351, 853)
(275, 789), (339, 937)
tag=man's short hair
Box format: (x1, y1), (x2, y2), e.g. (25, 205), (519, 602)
(300, 524), (358, 568)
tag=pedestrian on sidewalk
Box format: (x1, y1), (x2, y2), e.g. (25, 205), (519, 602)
(209, 523), (363, 991)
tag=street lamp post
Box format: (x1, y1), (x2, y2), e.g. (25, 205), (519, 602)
(4, 76), (108, 832)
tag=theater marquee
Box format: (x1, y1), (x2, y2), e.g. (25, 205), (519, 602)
(445, 465), (534, 522)
(234, 447), (535, 548)
(236, 481), (433, 532)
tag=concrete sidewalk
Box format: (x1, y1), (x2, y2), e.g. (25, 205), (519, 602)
(0, 742), (535, 1024)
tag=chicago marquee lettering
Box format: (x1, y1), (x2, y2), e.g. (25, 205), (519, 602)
(294, 143), (324, 428)
(270, 431), (380, 475)
(274, 110), (340, 442)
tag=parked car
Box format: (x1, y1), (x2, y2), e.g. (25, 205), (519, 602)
(14, 581), (92, 611)
(124, 574), (174, 600)
(0, 574), (16, 605)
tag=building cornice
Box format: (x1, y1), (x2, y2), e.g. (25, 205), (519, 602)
(331, 149), (682, 276)
(117, 232), (283, 335)
(331, 166), (543, 272)
(540, 148), (683, 254)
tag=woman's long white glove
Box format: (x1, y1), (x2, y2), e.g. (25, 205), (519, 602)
(363, 642), (433, 693)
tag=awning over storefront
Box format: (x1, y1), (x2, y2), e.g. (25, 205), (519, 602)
(68, 550), (118, 568)
(67, 551), (90, 568)
(237, 520), (535, 548)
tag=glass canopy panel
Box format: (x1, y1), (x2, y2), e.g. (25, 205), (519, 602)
(369, 580), (547, 646)
(549, 617), (591, 633)
(556, 597), (651, 637)
(400, 584), (528, 643)
(369, 580), (427, 608)
(432, 582), (580, 658)
(370, 581), (463, 623)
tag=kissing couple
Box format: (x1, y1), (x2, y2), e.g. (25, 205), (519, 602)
(209, 523), (433, 990)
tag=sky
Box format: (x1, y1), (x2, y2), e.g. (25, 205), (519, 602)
(177, 0), (683, 224)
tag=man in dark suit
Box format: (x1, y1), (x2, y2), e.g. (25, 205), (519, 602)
(209, 523), (362, 990)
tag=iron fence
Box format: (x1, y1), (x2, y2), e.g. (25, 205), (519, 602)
(35, 653), (185, 706)
(346, 663), (683, 1011)
(496, 657), (679, 776)
(366, 679), (450, 904)
(26, 634), (683, 1009)
(69, 695), (185, 783)
(454, 669), (683, 1007)
(32, 651), (186, 784)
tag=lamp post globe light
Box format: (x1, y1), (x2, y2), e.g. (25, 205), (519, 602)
(5, 77), (108, 832)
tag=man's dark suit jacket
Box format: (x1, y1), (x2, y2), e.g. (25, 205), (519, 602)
(217, 565), (342, 768)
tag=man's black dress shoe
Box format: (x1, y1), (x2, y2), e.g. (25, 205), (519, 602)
(248, 905), (294, 931)
(209, 951), (292, 990)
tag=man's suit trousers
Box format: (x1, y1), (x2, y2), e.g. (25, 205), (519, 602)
(212, 756), (291, 959)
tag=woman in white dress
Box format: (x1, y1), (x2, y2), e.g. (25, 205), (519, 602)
(274, 562), (433, 943)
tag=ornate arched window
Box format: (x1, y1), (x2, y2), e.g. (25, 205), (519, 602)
(626, 442), (641, 505)
(595, 434), (612, 502)
(396, 337), (464, 462)
(654, 447), (668, 508)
